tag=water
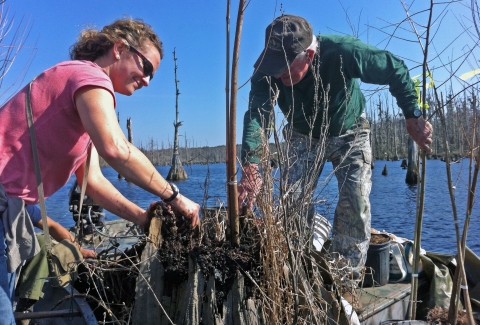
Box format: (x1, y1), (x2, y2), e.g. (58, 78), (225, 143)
(46, 159), (480, 256)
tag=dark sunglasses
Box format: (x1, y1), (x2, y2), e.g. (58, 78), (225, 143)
(128, 45), (154, 81)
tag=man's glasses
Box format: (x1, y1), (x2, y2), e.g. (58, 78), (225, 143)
(128, 44), (154, 81)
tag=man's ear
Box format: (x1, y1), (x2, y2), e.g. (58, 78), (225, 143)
(306, 48), (315, 63)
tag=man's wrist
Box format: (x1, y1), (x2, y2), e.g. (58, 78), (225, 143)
(163, 182), (179, 203)
(404, 108), (422, 119)
(243, 163), (259, 174)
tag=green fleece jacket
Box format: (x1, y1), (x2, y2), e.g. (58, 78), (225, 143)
(241, 34), (418, 164)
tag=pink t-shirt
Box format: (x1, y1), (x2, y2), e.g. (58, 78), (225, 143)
(0, 60), (115, 204)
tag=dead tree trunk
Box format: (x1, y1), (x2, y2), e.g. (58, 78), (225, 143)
(405, 137), (418, 184)
(370, 128), (375, 169)
(184, 132), (190, 166)
(120, 117), (135, 182)
(167, 48), (187, 181)
(393, 113), (399, 160)
(127, 117), (133, 145)
(118, 111), (124, 179)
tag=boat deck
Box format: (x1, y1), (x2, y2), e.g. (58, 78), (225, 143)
(28, 219), (432, 324)
(15, 283), (97, 325)
(358, 281), (412, 324)
(14, 220), (142, 324)
(73, 218), (144, 252)
(78, 219), (421, 324)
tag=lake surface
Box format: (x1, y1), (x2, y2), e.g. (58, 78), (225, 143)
(46, 159), (480, 256)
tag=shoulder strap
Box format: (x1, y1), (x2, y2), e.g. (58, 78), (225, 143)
(26, 80), (52, 253)
(26, 80), (91, 252)
(76, 144), (92, 230)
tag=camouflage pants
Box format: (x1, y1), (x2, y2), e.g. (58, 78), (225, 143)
(283, 122), (372, 276)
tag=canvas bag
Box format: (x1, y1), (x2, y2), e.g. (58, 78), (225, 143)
(26, 80), (86, 287)
(390, 237), (426, 282)
(49, 239), (83, 287)
(373, 230), (425, 282)
(389, 240), (411, 282)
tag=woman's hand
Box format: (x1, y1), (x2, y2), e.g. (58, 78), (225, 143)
(169, 195), (200, 228)
(80, 247), (97, 259)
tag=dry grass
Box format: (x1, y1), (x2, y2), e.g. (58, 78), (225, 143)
(426, 306), (470, 325)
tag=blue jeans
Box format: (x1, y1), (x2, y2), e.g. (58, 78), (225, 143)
(0, 220), (16, 325)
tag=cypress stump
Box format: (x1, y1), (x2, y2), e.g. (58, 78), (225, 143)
(406, 138), (419, 184)
(132, 203), (353, 325)
(132, 203), (263, 325)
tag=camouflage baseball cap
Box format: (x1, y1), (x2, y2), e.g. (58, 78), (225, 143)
(254, 15), (313, 76)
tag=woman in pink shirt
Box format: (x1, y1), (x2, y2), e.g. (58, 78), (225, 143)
(0, 18), (199, 323)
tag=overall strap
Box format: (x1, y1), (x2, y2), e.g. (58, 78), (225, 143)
(25, 80), (52, 253)
(76, 144), (92, 231)
(26, 80), (91, 252)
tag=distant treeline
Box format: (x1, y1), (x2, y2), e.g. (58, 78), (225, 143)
(98, 137), (465, 168)
(140, 145), (238, 166)
(99, 145), (240, 167)
(98, 144), (280, 167)
(99, 93), (477, 168)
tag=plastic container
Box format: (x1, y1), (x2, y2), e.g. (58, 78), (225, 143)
(380, 321), (431, 325)
(312, 214), (332, 252)
(363, 233), (391, 287)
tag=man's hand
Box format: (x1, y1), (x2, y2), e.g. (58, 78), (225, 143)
(237, 163), (263, 215)
(406, 117), (433, 153)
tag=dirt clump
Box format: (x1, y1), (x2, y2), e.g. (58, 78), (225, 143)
(149, 201), (260, 288)
(370, 233), (390, 244)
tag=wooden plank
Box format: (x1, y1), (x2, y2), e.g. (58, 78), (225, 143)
(202, 275), (224, 325)
(245, 298), (261, 324)
(133, 217), (168, 324)
(177, 256), (200, 324)
(14, 310), (81, 320)
(232, 270), (244, 325)
(162, 288), (173, 324)
(319, 286), (348, 325)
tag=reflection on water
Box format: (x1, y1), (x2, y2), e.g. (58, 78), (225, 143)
(46, 160), (479, 256)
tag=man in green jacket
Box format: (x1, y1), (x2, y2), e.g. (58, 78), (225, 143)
(238, 15), (432, 280)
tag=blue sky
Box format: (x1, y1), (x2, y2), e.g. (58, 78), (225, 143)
(1, 0), (475, 148)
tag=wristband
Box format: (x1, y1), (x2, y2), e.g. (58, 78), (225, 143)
(163, 182), (179, 203)
(405, 108), (422, 119)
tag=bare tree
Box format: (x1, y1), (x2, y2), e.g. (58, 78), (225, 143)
(167, 48), (187, 181)
(0, 1), (35, 101)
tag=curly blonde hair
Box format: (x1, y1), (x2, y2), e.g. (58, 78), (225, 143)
(70, 18), (163, 61)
